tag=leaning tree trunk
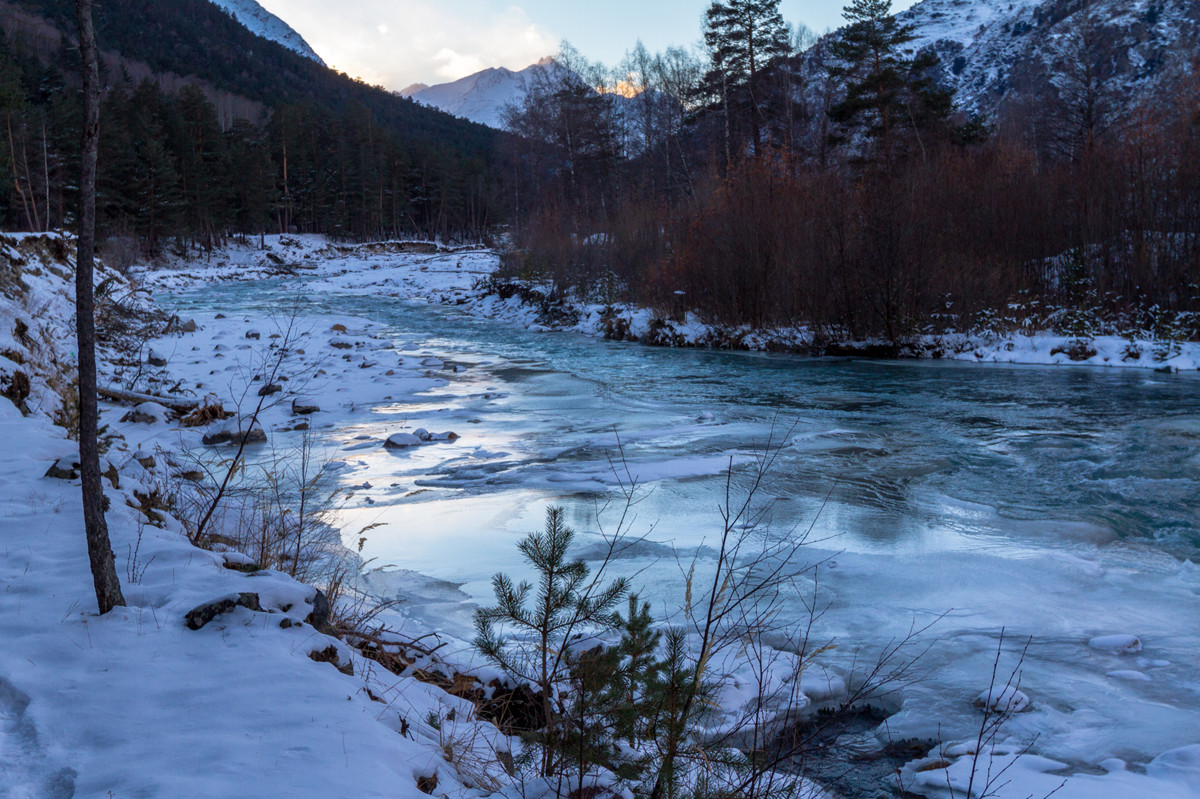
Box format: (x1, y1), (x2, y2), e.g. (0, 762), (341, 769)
(75, 0), (125, 615)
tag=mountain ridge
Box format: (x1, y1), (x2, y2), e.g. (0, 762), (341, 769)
(405, 58), (561, 129)
(207, 0), (325, 66)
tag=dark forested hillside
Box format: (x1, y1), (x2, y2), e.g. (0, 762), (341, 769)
(0, 0), (506, 246)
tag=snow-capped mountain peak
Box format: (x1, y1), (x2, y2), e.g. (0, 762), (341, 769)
(207, 0), (325, 66)
(405, 58), (563, 129)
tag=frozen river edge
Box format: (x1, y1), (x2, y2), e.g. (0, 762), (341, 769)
(0, 232), (1196, 798)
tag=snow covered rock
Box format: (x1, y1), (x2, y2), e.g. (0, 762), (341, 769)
(202, 418), (267, 446)
(291, 398), (319, 415)
(121, 401), (171, 425)
(1089, 634), (1143, 655)
(184, 592), (264, 630)
(43, 457), (78, 480)
(975, 685), (1031, 714)
(147, 349), (168, 367)
(1148, 745), (1200, 790)
(383, 432), (422, 449)
(245, 329), (261, 340)
(134, 448), (156, 469)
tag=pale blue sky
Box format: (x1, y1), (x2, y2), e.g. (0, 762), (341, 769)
(258, 0), (919, 88)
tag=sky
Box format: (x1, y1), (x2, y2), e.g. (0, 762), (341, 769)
(257, 0), (920, 89)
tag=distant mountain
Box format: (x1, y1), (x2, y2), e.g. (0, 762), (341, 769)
(406, 57), (563, 129)
(207, 0), (325, 65)
(899, 0), (1197, 122)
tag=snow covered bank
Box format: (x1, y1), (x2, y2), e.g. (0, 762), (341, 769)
(136, 235), (1200, 374)
(0, 233), (513, 797)
(123, 235), (1200, 799)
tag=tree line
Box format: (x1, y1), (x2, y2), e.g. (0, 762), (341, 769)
(0, 15), (502, 250)
(500, 0), (1200, 344)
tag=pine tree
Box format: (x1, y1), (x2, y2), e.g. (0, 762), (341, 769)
(703, 0), (791, 161)
(828, 0), (953, 160)
(474, 507), (629, 778)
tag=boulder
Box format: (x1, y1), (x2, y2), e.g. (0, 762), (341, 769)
(306, 588), (331, 630)
(291, 399), (320, 415)
(134, 449), (156, 470)
(257, 383), (282, 397)
(180, 319), (198, 333)
(430, 431), (460, 441)
(147, 349), (168, 367)
(44, 457), (79, 480)
(3, 369), (30, 412)
(202, 418), (267, 446)
(384, 432), (422, 449)
(121, 401), (170, 425)
(975, 685), (1030, 714)
(185, 593), (263, 630)
(308, 644), (354, 676)
(1089, 634), (1143, 655)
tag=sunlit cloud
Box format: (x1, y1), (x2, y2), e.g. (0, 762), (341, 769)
(255, 0), (558, 88)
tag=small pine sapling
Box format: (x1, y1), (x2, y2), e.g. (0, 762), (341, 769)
(474, 506), (629, 778)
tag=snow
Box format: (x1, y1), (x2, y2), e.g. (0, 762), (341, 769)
(136, 234), (1200, 375)
(4, 230), (1198, 798)
(0, 233), (510, 797)
(207, 0), (325, 65)
(1088, 633), (1143, 654)
(405, 58), (561, 129)
(975, 685), (1031, 713)
(894, 0), (1193, 119)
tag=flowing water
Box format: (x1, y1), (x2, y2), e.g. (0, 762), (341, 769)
(169, 278), (1200, 771)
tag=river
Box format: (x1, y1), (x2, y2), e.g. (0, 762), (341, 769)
(167, 273), (1200, 775)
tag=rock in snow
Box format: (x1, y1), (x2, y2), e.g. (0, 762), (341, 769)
(383, 432), (422, 449)
(1089, 634), (1143, 655)
(202, 418), (267, 446)
(975, 685), (1031, 714)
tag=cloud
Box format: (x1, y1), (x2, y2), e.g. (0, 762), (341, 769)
(256, 0), (558, 87)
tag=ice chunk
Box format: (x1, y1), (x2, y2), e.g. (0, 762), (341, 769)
(1107, 670), (1152, 682)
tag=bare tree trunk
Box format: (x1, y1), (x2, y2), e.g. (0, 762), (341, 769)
(76, 0), (125, 615)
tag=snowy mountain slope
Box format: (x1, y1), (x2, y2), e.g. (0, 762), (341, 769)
(898, 0), (1198, 120)
(405, 57), (562, 129)
(208, 0), (325, 65)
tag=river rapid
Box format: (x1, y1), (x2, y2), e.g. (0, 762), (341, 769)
(166, 270), (1200, 778)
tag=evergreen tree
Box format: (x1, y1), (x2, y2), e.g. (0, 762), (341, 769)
(828, 0), (953, 159)
(702, 0), (790, 160)
(474, 507), (629, 778)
